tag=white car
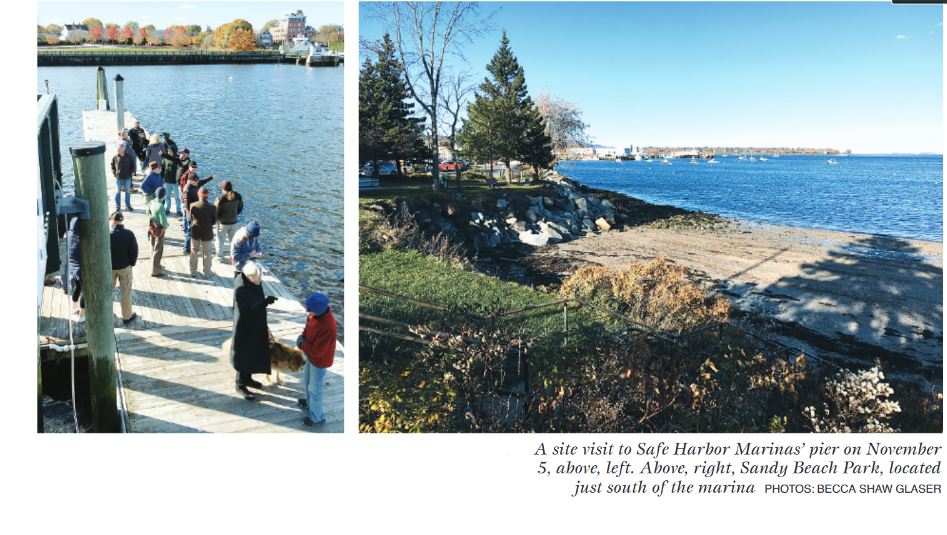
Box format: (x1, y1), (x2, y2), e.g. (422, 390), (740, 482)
(360, 161), (398, 177)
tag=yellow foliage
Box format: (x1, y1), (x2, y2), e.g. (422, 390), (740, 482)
(228, 28), (256, 51)
(560, 257), (731, 333)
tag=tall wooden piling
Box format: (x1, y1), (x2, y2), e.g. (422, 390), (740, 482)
(70, 142), (119, 432)
(95, 67), (109, 111)
(114, 74), (124, 132)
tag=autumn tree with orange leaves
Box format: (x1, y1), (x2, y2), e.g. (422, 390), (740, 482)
(227, 28), (256, 51)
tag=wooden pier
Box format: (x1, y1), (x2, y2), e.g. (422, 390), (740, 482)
(38, 109), (344, 433)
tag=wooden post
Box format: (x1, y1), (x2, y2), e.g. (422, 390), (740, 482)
(114, 74), (124, 132)
(95, 67), (109, 111)
(70, 142), (119, 432)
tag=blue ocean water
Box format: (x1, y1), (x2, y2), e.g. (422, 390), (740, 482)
(559, 155), (943, 242)
(38, 64), (344, 335)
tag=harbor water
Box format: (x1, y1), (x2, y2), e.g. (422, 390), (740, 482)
(38, 64), (344, 336)
(560, 155), (943, 242)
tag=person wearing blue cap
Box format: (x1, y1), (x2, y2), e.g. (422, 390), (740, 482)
(296, 292), (336, 427)
(230, 219), (264, 276)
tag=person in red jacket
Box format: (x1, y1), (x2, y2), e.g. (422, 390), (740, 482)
(296, 292), (336, 427)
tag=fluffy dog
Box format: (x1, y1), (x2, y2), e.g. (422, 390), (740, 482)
(220, 332), (307, 387)
(266, 333), (306, 386)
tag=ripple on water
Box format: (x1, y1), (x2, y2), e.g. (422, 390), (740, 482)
(39, 64), (345, 338)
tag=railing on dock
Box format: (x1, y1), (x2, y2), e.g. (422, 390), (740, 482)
(37, 94), (63, 279)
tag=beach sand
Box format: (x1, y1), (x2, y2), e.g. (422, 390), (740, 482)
(538, 220), (942, 380)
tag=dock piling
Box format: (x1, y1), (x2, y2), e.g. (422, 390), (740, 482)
(69, 142), (119, 432)
(114, 74), (124, 132)
(95, 67), (109, 111)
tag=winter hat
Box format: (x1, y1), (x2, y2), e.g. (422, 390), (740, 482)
(246, 220), (261, 237)
(220, 180), (232, 192)
(242, 261), (262, 285)
(305, 292), (329, 315)
(180, 148), (189, 155)
(189, 160), (198, 168)
(198, 187), (210, 198)
(156, 186), (166, 200)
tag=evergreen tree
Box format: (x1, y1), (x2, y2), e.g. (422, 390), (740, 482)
(359, 34), (427, 177)
(459, 32), (551, 184)
(519, 101), (555, 181)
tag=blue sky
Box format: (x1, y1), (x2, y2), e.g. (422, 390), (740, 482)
(38, 1), (343, 33)
(361, 2), (943, 154)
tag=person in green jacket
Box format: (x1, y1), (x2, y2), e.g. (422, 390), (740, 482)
(161, 147), (181, 202)
(147, 187), (170, 277)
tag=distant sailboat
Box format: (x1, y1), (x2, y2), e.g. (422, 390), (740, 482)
(827, 159), (838, 165)
(737, 155), (746, 161)
(690, 158), (698, 165)
(758, 156), (768, 161)
(660, 158), (671, 165)
(707, 158), (719, 164)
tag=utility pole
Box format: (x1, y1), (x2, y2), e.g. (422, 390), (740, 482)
(70, 142), (119, 432)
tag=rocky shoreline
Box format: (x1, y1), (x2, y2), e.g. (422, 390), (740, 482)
(362, 171), (943, 384)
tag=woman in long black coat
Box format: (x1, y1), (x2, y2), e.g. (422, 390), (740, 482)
(230, 261), (277, 400)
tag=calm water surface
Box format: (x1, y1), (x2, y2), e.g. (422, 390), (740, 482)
(559, 155), (943, 242)
(38, 64), (344, 337)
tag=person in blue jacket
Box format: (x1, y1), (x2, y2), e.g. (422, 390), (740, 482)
(139, 161), (164, 204)
(230, 220), (264, 276)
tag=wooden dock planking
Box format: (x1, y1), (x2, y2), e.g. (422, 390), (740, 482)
(38, 109), (344, 433)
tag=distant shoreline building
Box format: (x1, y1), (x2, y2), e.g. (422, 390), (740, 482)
(60, 23), (89, 42)
(270, 9), (307, 43)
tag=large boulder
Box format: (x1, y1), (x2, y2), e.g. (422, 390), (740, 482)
(496, 198), (508, 210)
(511, 220), (528, 232)
(526, 207), (539, 223)
(595, 217), (612, 231)
(470, 211), (485, 224)
(538, 221), (563, 243)
(518, 231), (549, 247)
(582, 218), (596, 232)
(575, 197), (589, 213)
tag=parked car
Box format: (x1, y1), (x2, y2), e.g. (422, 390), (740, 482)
(360, 161), (398, 177)
(438, 159), (467, 172)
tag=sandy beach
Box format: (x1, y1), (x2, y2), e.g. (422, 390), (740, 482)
(538, 219), (943, 381)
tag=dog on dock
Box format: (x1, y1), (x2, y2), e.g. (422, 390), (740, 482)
(221, 332), (307, 387)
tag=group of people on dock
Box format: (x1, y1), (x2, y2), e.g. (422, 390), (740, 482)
(63, 124), (336, 429)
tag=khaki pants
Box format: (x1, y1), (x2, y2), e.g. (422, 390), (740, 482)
(190, 239), (213, 275)
(150, 229), (165, 275)
(111, 266), (134, 321)
(217, 223), (238, 260)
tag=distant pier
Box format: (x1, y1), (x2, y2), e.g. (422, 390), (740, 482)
(38, 49), (341, 67)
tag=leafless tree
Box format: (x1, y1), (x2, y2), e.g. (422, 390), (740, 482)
(438, 70), (475, 190)
(367, 2), (493, 190)
(536, 92), (590, 159)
